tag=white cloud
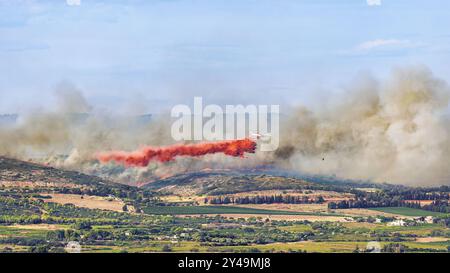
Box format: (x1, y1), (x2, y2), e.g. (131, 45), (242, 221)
(356, 39), (413, 51)
(66, 0), (81, 6)
(367, 0), (381, 6)
(337, 39), (427, 56)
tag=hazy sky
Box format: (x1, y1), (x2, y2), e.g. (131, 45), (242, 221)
(1, 0), (450, 113)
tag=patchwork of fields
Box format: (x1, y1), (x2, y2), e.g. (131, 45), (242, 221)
(1, 218), (449, 253)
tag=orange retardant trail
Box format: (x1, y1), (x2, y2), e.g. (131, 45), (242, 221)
(96, 138), (257, 167)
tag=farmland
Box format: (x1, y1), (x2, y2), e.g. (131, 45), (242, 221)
(41, 194), (127, 212)
(142, 205), (324, 215)
(369, 207), (446, 217)
(1, 156), (450, 253)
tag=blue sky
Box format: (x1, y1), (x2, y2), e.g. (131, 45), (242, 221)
(1, 0), (450, 113)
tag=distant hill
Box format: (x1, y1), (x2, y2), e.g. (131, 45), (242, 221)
(0, 114), (18, 126)
(143, 170), (327, 195)
(0, 156), (131, 191)
(142, 168), (399, 196)
(0, 113), (152, 126)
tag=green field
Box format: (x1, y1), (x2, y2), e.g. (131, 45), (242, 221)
(143, 205), (315, 215)
(0, 226), (48, 237)
(225, 240), (450, 253)
(369, 207), (446, 217)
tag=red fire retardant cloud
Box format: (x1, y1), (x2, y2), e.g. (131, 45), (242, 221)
(96, 138), (257, 167)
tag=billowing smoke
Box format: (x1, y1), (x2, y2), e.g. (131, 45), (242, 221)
(0, 82), (177, 184)
(1, 66), (450, 186)
(97, 139), (256, 167)
(275, 66), (450, 186)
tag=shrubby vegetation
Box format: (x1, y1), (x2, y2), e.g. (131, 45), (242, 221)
(328, 186), (450, 213)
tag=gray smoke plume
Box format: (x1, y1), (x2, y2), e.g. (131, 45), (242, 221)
(275, 66), (450, 186)
(0, 82), (177, 184)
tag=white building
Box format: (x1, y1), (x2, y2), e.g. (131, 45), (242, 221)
(387, 219), (406, 226)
